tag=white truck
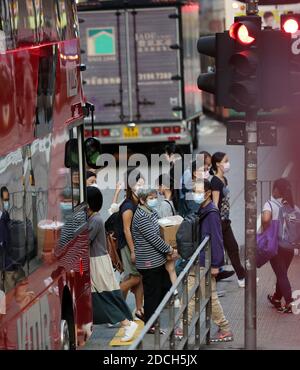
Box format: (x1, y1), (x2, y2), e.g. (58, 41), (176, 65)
(77, 0), (202, 153)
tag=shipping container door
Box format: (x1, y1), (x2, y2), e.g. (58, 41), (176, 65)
(79, 10), (129, 124)
(129, 7), (182, 122)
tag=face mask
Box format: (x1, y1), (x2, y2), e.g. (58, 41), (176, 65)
(193, 192), (205, 205)
(90, 183), (99, 189)
(60, 203), (73, 222)
(60, 202), (73, 213)
(223, 162), (230, 173)
(3, 201), (9, 211)
(204, 170), (210, 180)
(147, 198), (158, 209)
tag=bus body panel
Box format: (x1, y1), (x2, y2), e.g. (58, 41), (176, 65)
(0, 0), (92, 350)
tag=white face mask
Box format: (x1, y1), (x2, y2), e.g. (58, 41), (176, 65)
(204, 170), (210, 179)
(222, 162), (230, 173)
(90, 183), (100, 189)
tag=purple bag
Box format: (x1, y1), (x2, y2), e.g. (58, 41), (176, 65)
(256, 202), (279, 268)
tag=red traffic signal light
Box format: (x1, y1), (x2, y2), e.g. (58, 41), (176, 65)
(281, 14), (300, 34)
(229, 21), (257, 45)
(282, 18), (299, 33)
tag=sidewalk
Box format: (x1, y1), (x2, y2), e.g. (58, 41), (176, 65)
(83, 255), (300, 350)
(207, 254), (300, 350)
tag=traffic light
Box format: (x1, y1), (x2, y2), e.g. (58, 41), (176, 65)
(281, 13), (300, 34)
(226, 16), (261, 112)
(197, 16), (262, 112)
(197, 35), (216, 94)
(280, 13), (300, 110)
(197, 15), (292, 112)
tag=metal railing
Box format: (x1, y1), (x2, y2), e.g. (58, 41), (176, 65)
(129, 236), (212, 350)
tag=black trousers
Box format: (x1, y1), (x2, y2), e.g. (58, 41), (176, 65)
(138, 265), (172, 324)
(222, 219), (245, 280)
(270, 247), (294, 304)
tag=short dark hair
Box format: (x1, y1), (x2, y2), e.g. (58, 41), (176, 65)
(0, 186), (9, 200)
(87, 186), (103, 212)
(263, 11), (274, 20)
(86, 170), (96, 180)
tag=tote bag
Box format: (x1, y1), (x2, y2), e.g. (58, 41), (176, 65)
(256, 202), (279, 268)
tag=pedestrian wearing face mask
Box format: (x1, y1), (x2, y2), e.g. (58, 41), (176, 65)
(0, 187), (9, 212)
(86, 170), (97, 187)
(199, 151), (212, 180)
(188, 180), (233, 343)
(132, 186), (175, 332)
(118, 168), (145, 321)
(210, 152), (246, 288)
(180, 160), (206, 216)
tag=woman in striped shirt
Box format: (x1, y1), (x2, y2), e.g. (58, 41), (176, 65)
(132, 187), (176, 329)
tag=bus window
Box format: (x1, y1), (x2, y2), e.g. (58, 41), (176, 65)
(37, 0), (60, 43)
(24, 137), (51, 273)
(0, 148), (28, 293)
(57, 0), (78, 41)
(57, 126), (86, 251)
(0, 0), (15, 51)
(14, 0), (38, 47)
(35, 44), (58, 138)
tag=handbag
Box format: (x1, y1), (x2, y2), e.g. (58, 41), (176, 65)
(256, 202), (279, 268)
(106, 232), (124, 273)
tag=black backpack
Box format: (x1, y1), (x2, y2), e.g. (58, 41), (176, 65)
(105, 212), (121, 236)
(176, 208), (219, 260)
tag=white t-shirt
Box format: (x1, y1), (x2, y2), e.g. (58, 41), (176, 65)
(262, 196), (283, 221)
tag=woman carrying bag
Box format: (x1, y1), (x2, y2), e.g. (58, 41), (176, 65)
(87, 186), (138, 342)
(262, 178), (295, 313)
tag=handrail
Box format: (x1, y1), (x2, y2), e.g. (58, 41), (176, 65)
(129, 235), (211, 350)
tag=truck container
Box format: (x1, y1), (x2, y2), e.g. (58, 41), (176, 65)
(77, 0), (202, 152)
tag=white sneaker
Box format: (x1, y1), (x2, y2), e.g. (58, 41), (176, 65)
(238, 278), (259, 288)
(238, 278), (245, 288)
(174, 297), (181, 308)
(120, 321), (138, 342)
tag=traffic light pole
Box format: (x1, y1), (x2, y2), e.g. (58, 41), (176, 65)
(244, 111), (258, 350)
(243, 0), (259, 352)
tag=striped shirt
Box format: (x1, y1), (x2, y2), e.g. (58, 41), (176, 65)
(132, 205), (171, 270)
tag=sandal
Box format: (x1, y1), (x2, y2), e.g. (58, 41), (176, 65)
(135, 310), (145, 321)
(147, 327), (166, 335)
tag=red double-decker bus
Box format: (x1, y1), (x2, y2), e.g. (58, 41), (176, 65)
(0, 0), (96, 350)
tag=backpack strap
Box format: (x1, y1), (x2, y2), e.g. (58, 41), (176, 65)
(198, 207), (219, 222)
(164, 200), (176, 216)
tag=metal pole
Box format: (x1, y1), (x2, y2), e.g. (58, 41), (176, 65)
(244, 0), (259, 351)
(244, 111), (257, 350)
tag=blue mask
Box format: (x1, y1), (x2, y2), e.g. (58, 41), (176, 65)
(193, 192), (205, 205)
(60, 202), (73, 221)
(147, 198), (158, 209)
(3, 201), (9, 211)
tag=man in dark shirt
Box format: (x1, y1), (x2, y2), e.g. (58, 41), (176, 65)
(188, 179), (233, 343)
